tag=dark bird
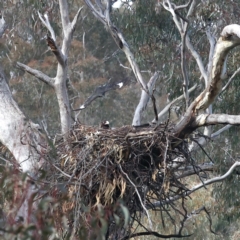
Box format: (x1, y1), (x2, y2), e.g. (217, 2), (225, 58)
(100, 121), (110, 129)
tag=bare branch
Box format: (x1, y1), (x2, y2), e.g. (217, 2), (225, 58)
(59, 0), (70, 32)
(211, 124), (232, 138)
(221, 66), (240, 93)
(38, 11), (56, 41)
(186, 35), (207, 82)
(174, 0), (193, 11)
(188, 161), (240, 193)
(109, 26), (148, 92)
(84, 0), (163, 125)
(195, 24), (240, 111)
(162, 0), (182, 32)
(194, 114), (240, 127)
(174, 24), (240, 140)
(152, 161), (240, 207)
(121, 231), (192, 240)
(221, 24), (240, 39)
(206, 29), (216, 86)
(181, 23), (189, 109)
(176, 163), (215, 179)
(187, 206), (216, 234)
(186, 0), (197, 18)
(132, 72), (159, 126)
(95, 0), (105, 12)
(189, 124), (232, 152)
(16, 62), (55, 87)
(162, 0), (199, 107)
(152, 84), (198, 124)
(118, 164), (153, 230)
(0, 13), (7, 38)
(84, 0), (106, 25)
(71, 6), (84, 31)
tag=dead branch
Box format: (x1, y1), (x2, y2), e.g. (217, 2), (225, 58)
(118, 164), (153, 230)
(120, 231), (192, 240)
(16, 62), (55, 87)
(194, 114), (240, 127)
(132, 72), (159, 125)
(152, 84), (198, 124)
(195, 24), (240, 112)
(152, 161), (240, 208)
(221, 66), (240, 93)
(0, 13), (7, 38)
(189, 125), (231, 152)
(38, 11), (56, 41)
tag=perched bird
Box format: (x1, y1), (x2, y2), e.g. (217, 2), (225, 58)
(100, 121), (110, 129)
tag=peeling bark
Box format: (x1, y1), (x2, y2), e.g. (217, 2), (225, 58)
(195, 25), (240, 111)
(0, 65), (48, 222)
(174, 24), (240, 139)
(17, 1), (83, 136)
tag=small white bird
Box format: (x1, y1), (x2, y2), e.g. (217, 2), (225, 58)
(117, 82), (123, 88)
(112, 0), (133, 9)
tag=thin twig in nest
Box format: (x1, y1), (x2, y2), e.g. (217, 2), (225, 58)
(118, 164), (153, 230)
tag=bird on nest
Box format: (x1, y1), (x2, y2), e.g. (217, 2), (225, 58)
(100, 121), (110, 129)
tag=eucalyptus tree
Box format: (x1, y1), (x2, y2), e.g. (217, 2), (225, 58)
(1, 0), (240, 239)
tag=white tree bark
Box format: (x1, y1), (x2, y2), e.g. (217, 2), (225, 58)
(0, 14), (7, 38)
(84, 0), (159, 125)
(195, 24), (240, 111)
(0, 68), (47, 173)
(132, 72), (159, 125)
(17, 2), (83, 136)
(173, 24), (240, 139)
(151, 161), (240, 208)
(0, 64), (48, 222)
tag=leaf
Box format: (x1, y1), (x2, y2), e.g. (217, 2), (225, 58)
(120, 203), (129, 228)
(113, 213), (120, 225)
(100, 217), (108, 236)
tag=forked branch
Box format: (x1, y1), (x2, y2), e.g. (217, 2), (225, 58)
(174, 24), (240, 139)
(38, 11), (56, 41)
(132, 72), (159, 125)
(195, 24), (240, 112)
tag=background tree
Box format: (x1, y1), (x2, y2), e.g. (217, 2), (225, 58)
(1, 0), (240, 239)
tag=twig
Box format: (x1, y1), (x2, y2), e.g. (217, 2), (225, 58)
(120, 231), (192, 240)
(16, 62), (55, 87)
(152, 161), (240, 207)
(38, 11), (56, 41)
(221, 66), (240, 94)
(152, 84), (198, 124)
(118, 164), (153, 230)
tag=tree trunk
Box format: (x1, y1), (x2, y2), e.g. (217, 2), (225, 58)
(0, 65), (48, 222)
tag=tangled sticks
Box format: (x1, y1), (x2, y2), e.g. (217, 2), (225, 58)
(54, 123), (193, 214)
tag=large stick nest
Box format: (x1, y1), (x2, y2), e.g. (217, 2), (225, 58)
(53, 123), (191, 217)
